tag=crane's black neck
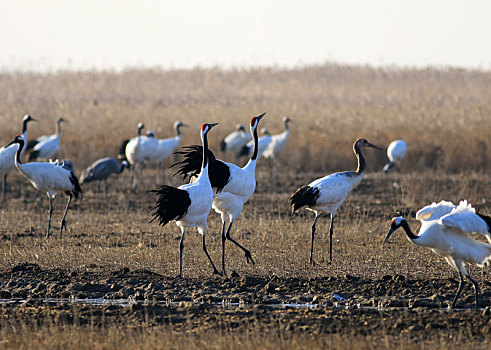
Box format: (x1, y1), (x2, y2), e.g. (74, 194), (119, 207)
(56, 120), (62, 135)
(284, 120), (289, 131)
(400, 220), (418, 240)
(22, 118), (30, 134)
(250, 125), (259, 161)
(202, 131), (209, 169)
(176, 125), (182, 137)
(15, 140), (25, 165)
(353, 143), (366, 174)
(137, 126), (143, 137)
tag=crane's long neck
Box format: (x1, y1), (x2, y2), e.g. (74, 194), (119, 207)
(250, 125), (260, 161)
(354, 143), (366, 175)
(199, 130), (210, 181)
(22, 119), (29, 138)
(401, 220), (419, 241)
(176, 125), (182, 137)
(13, 140), (25, 172)
(56, 121), (62, 136)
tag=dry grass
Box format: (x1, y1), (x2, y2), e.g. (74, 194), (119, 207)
(0, 65), (490, 172)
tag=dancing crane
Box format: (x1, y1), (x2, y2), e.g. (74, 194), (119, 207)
(289, 138), (383, 264)
(172, 112), (266, 274)
(27, 118), (67, 161)
(8, 135), (82, 238)
(80, 157), (130, 193)
(383, 139), (407, 173)
(0, 115), (36, 204)
(220, 124), (251, 159)
(383, 200), (491, 309)
(150, 123), (219, 277)
(263, 116), (292, 178)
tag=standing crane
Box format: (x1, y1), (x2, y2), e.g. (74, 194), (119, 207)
(0, 115), (36, 204)
(383, 139), (407, 173)
(289, 138), (383, 264)
(172, 112), (266, 274)
(8, 135), (82, 238)
(27, 118), (67, 161)
(150, 123), (219, 278)
(149, 121), (187, 179)
(80, 157), (130, 193)
(383, 200), (491, 309)
(220, 124), (252, 159)
(263, 116), (292, 178)
(125, 122), (158, 191)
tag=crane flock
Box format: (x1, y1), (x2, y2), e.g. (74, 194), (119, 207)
(0, 113), (489, 309)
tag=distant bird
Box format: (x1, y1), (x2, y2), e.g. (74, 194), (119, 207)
(80, 157), (130, 193)
(383, 200), (491, 309)
(27, 117), (67, 161)
(0, 115), (36, 204)
(383, 140), (407, 173)
(220, 124), (252, 159)
(290, 138), (383, 264)
(125, 122), (158, 191)
(50, 159), (75, 173)
(172, 112), (266, 274)
(149, 121), (187, 179)
(151, 123), (219, 277)
(239, 127), (272, 159)
(263, 117), (292, 177)
(8, 135), (82, 238)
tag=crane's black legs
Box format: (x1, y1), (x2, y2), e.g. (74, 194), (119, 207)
(1, 174), (7, 205)
(179, 229), (185, 278)
(451, 272), (465, 309)
(46, 197), (53, 238)
(202, 233), (220, 275)
(221, 221), (227, 274)
(310, 213), (319, 265)
(60, 194), (73, 236)
(226, 221), (254, 265)
(466, 274), (480, 309)
(329, 213), (335, 263)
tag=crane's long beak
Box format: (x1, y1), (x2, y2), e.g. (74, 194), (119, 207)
(367, 142), (384, 151)
(208, 122), (219, 128)
(180, 123), (189, 127)
(256, 112), (267, 120)
(382, 227), (396, 246)
(30, 117), (38, 122)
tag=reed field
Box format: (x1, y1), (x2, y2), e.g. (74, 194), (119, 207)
(0, 64), (490, 349)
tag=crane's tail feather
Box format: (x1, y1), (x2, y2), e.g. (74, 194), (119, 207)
(289, 185), (320, 214)
(238, 144), (250, 157)
(150, 185), (191, 226)
(66, 171), (82, 200)
(28, 150), (40, 161)
(219, 139), (226, 152)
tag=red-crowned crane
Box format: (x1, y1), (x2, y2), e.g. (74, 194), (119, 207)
(150, 123), (219, 277)
(172, 112), (266, 275)
(80, 157), (130, 193)
(289, 138), (383, 264)
(125, 122), (158, 191)
(383, 200), (491, 309)
(27, 118), (67, 161)
(220, 124), (252, 159)
(383, 139), (407, 173)
(8, 135), (82, 238)
(263, 116), (292, 178)
(0, 115), (36, 204)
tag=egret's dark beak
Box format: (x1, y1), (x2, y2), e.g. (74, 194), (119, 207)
(382, 227), (397, 246)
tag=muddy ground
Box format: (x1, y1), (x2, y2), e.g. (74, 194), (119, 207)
(0, 170), (490, 346)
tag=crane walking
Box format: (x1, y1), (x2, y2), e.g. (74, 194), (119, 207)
(172, 112), (266, 274)
(80, 157), (130, 193)
(151, 123), (219, 277)
(263, 117), (292, 178)
(383, 200), (491, 309)
(8, 135), (82, 238)
(289, 138), (383, 264)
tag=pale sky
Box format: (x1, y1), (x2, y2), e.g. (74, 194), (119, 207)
(1, 0), (490, 71)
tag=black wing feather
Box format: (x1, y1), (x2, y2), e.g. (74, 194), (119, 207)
(171, 145), (230, 193)
(28, 150), (40, 161)
(66, 171), (82, 200)
(25, 139), (39, 152)
(150, 185), (191, 226)
(289, 185), (320, 214)
(477, 212), (491, 233)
